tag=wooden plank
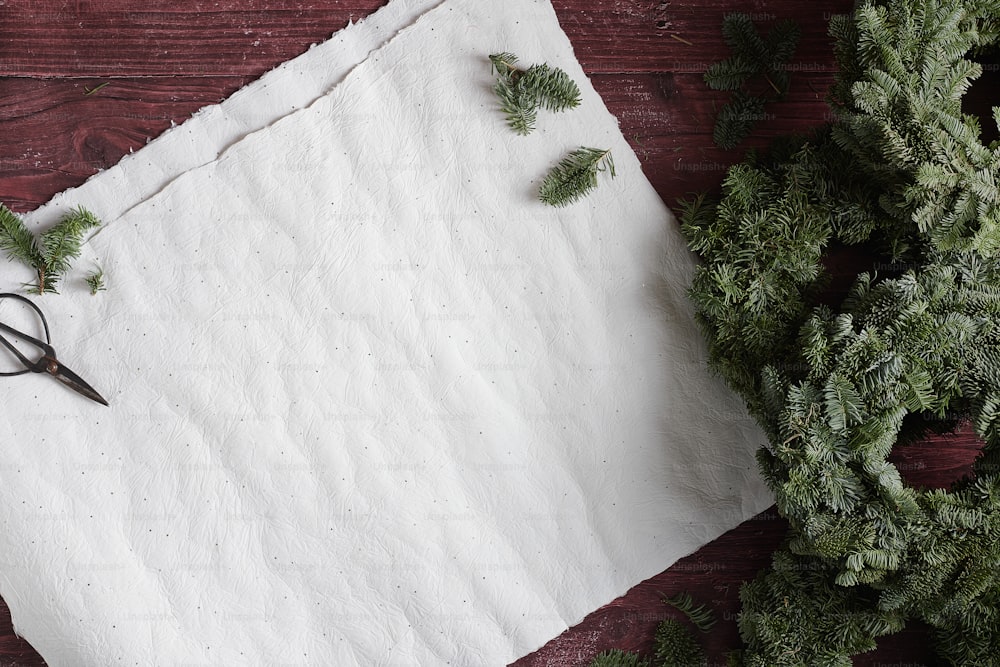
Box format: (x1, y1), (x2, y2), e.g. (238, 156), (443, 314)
(0, 1), (386, 77)
(588, 71), (841, 207)
(553, 0), (852, 74)
(0, 1), (851, 76)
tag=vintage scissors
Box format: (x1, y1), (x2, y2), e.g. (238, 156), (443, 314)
(0, 293), (109, 406)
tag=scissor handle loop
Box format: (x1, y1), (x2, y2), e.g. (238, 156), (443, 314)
(0, 292), (53, 376)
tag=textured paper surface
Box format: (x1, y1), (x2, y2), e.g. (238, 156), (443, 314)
(22, 0), (444, 230)
(0, 0), (772, 664)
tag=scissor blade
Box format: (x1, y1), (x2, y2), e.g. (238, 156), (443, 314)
(49, 360), (110, 407)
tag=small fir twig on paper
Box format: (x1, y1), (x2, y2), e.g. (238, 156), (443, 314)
(489, 52), (581, 135)
(538, 147), (615, 207)
(86, 265), (107, 295)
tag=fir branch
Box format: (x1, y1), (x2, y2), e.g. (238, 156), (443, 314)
(663, 592), (717, 632)
(0, 203), (45, 270)
(36, 207), (102, 294)
(584, 619), (705, 667)
(0, 203), (102, 294)
(86, 265), (107, 295)
(704, 13), (800, 150)
(764, 19), (801, 70)
(704, 54), (759, 91)
(712, 91), (767, 150)
(653, 619), (706, 667)
(520, 63), (581, 112)
(41, 207), (101, 276)
(823, 372), (864, 432)
(720, 13), (768, 64)
(538, 146), (614, 207)
(493, 75), (539, 135)
(488, 51), (581, 135)
(489, 52), (520, 79)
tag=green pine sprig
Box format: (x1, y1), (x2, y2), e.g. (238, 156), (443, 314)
(489, 52), (581, 135)
(663, 592), (717, 633)
(86, 265), (107, 295)
(653, 618), (706, 667)
(711, 91), (768, 152)
(539, 146), (614, 207)
(704, 13), (800, 149)
(585, 618), (706, 667)
(0, 204), (46, 273)
(0, 202), (102, 294)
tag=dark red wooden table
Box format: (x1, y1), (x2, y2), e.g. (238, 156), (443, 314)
(0, 1), (983, 664)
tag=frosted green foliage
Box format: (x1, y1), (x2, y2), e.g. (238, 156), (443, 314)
(489, 52), (581, 135)
(678, 1), (1000, 663)
(539, 146), (615, 207)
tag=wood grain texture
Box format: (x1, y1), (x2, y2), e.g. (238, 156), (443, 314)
(0, 0), (986, 665)
(0, 1), (387, 77)
(0, 0), (845, 77)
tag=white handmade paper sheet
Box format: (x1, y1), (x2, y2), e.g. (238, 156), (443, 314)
(22, 0), (444, 230)
(1, 0), (772, 664)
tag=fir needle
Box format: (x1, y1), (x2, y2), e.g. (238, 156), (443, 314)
(84, 82), (111, 96)
(763, 74), (781, 96)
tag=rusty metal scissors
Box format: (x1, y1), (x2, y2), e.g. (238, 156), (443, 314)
(0, 292), (108, 406)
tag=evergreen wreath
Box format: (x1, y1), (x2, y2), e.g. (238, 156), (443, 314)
(674, 1), (1000, 664)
